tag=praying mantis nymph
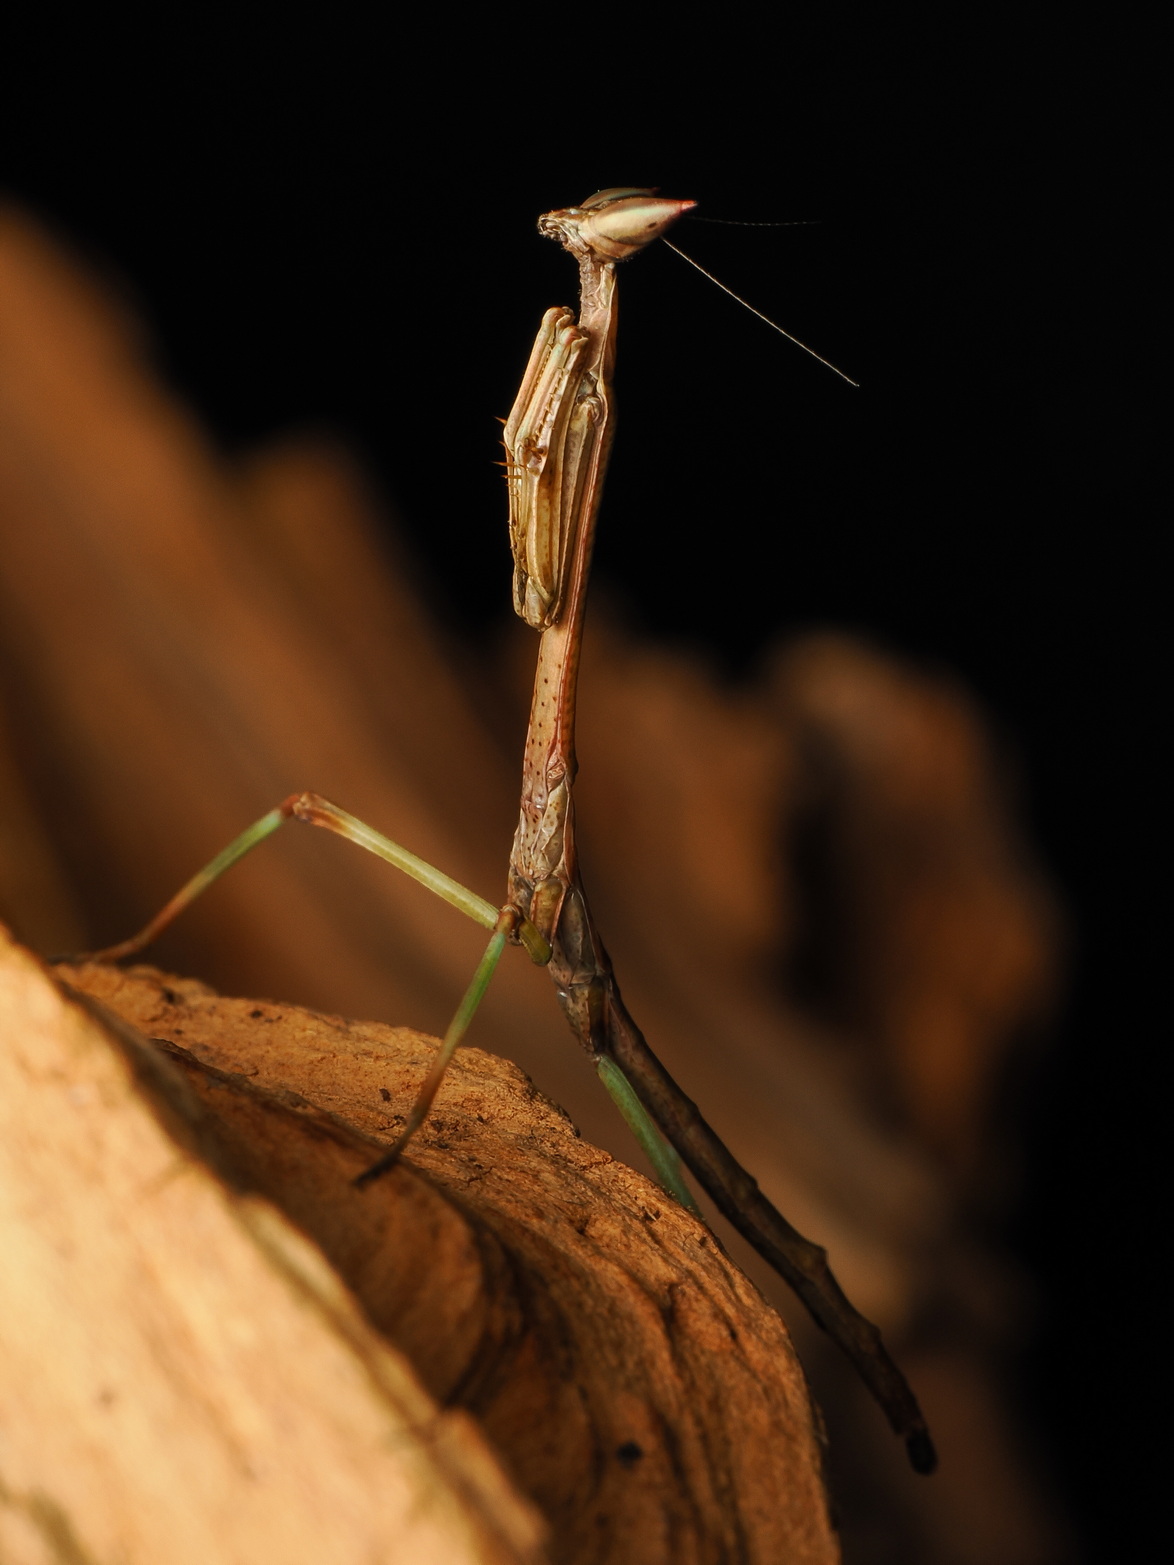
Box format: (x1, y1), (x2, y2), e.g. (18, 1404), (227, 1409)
(86, 187), (936, 1475)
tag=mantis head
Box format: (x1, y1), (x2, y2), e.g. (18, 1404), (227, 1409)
(539, 188), (696, 262)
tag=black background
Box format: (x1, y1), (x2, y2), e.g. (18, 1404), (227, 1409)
(1, 10), (1155, 1555)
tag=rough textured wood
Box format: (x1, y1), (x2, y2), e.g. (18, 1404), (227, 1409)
(0, 928), (546, 1565)
(2, 933), (839, 1563)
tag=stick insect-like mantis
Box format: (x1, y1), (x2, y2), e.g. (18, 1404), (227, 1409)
(88, 188), (936, 1475)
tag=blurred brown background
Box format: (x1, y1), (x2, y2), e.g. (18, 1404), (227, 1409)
(0, 15), (1154, 1563)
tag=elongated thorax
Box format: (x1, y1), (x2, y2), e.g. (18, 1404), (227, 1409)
(505, 190), (695, 926)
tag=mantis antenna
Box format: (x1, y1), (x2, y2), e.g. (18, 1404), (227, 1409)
(660, 236), (860, 385)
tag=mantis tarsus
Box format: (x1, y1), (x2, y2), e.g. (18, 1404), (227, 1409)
(88, 188), (936, 1475)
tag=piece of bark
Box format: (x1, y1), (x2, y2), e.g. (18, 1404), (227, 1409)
(0, 927), (546, 1565)
(1, 933), (839, 1564)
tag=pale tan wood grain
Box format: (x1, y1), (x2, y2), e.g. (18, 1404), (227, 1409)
(0, 928), (547, 1565)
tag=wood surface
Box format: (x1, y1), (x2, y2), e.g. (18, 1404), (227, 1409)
(1, 929), (839, 1563)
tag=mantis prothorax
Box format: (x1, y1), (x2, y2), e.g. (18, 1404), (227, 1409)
(86, 187), (935, 1475)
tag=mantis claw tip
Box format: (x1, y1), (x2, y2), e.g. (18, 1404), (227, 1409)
(353, 1151), (401, 1190)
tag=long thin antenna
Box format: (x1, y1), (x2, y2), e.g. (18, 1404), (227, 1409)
(686, 217), (821, 228)
(660, 238), (860, 388)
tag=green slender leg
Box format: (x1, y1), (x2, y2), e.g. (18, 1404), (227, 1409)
(596, 1055), (703, 1218)
(291, 794), (550, 962)
(295, 796), (498, 928)
(82, 791), (693, 1205)
(84, 790), (549, 965)
(354, 908), (514, 1187)
(84, 799), (300, 962)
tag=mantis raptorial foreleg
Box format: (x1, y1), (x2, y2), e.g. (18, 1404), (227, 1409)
(504, 306), (594, 629)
